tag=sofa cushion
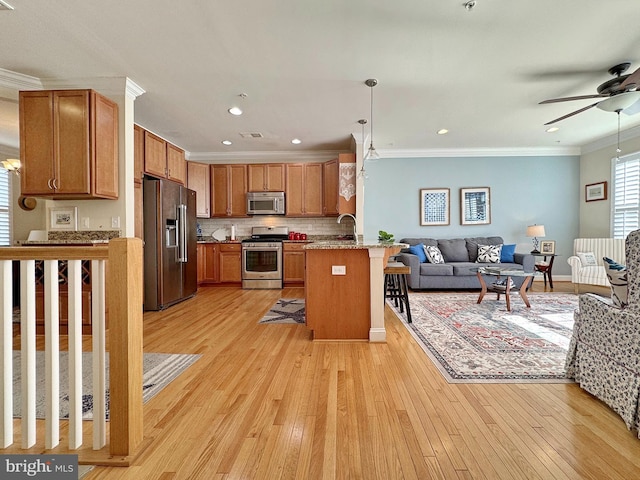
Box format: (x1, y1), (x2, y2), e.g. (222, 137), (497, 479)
(424, 245), (445, 264)
(603, 257), (628, 308)
(465, 236), (504, 262)
(477, 244), (502, 263)
(437, 238), (469, 262)
(408, 243), (427, 262)
(500, 244), (516, 263)
(420, 263), (454, 276)
(577, 252), (598, 266)
(451, 262), (484, 276)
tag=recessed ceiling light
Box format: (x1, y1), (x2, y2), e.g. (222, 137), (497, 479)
(228, 107), (242, 116)
(221, 140), (232, 145)
(546, 127), (560, 133)
(291, 138), (302, 144)
(437, 129), (449, 135)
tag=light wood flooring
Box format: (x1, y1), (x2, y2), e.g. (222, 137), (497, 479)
(44, 281), (640, 478)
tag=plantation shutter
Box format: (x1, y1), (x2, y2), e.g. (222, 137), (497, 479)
(612, 152), (640, 239)
(0, 169), (10, 246)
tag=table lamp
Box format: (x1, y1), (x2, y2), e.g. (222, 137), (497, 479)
(526, 224), (545, 253)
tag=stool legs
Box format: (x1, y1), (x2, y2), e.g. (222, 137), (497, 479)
(384, 273), (412, 323)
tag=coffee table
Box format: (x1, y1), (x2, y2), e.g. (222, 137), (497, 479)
(474, 267), (535, 311)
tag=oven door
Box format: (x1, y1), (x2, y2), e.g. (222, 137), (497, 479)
(242, 244), (282, 281)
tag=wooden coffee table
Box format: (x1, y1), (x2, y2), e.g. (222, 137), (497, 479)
(474, 267), (535, 312)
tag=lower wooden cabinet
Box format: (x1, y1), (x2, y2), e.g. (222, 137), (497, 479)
(197, 242), (241, 286)
(219, 243), (242, 283)
(283, 243), (306, 286)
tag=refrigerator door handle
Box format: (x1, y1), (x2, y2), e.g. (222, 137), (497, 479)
(177, 204), (188, 263)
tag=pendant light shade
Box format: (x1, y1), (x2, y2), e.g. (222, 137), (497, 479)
(357, 119), (369, 179)
(364, 79), (380, 161)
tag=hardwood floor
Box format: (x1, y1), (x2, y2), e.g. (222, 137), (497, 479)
(78, 282), (639, 478)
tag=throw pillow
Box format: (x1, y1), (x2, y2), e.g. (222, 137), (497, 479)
(500, 244), (516, 263)
(577, 252), (598, 266)
(408, 243), (427, 263)
(603, 257), (628, 308)
(424, 245), (445, 264)
(477, 244), (502, 263)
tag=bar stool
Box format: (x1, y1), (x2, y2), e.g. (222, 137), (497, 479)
(384, 261), (412, 323)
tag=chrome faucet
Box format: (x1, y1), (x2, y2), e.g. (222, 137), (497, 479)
(337, 213), (357, 241)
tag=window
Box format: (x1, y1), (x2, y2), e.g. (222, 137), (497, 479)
(612, 152), (640, 239)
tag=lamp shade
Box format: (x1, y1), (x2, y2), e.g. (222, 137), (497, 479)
(526, 224), (545, 238)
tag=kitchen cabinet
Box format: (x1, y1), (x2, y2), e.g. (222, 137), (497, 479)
(197, 243), (219, 284)
(247, 163), (285, 192)
(324, 154), (356, 216)
(143, 131), (187, 185)
(283, 242), (306, 286)
(219, 243), (242, 284)
(285, 163), (323, 217)
(196, 242), (241, 285)
(133, 125), (144, 239)
(323, 158), (339, 216)
(211, 164), (248, 217)
(187, 161), (211, 217)
(19, 89), (118, 199)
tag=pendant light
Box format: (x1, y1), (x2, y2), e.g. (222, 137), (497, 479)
(357, 119), (369, 179)
(364, 79), (380, 161)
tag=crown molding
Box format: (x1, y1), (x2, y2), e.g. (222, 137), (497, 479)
(187, 150), (344, 163)
(0, 68), (42, 92)
(377, 146), (581, 158)
(581, 124), (640, 155)
(126, 78), (145, 99)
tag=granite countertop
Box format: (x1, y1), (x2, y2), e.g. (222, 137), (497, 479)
(304, 240), (409, 250)
(21, 240), (110, 245)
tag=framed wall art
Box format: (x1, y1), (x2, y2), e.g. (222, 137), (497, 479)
(585, 181), (607, 202)
(460, 187), (491, 225)
(539, 240), (556, 255)
(49, 206), (77, 231)
(420, 188), (450, 226)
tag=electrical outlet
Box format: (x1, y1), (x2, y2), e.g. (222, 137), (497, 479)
(332, 265), (346, 275)
(111, 216), (120, 228)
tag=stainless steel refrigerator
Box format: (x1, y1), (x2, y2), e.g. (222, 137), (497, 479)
(143, 177), (197, 310)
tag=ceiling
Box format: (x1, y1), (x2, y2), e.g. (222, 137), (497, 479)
(2, 0), (640, 159)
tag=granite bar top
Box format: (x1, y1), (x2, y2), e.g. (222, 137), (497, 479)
(21, 230), (120, 246)
(304, 240), (409, 250)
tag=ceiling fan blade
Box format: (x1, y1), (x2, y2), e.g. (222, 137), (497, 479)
(544, 102), (600, 125)
(620, 66), (640, 90)
(539, 94), (609, 104)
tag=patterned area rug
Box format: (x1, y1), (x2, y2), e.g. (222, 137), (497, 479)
(12, 351), (201, 419)
(258, 298), (305, 324)
(388, 292), (578, 383)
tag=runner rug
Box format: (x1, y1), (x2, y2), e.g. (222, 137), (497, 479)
(12, 351), (201, 419)
(258, 298), (305, 324)
(388, 292), (578, 383)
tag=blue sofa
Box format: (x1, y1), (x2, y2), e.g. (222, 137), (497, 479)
(396, 236), (535, 290)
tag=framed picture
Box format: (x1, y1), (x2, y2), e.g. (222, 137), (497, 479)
(540, 240), (556, 255)
(460, 187), (491, 225)
(49, 206), (77, 231)
(420, 188), (450, 226)
(585, 181), (607, 202)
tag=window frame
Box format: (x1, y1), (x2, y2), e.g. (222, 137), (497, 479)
(611, 151), (640, 239)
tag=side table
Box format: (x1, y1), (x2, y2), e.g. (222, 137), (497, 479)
(532, 253), (558, 289)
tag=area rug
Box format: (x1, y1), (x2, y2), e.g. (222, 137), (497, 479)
(12, 351), (201, 419)
(258, 298), (305, 324)
(388, 292), (578, 383)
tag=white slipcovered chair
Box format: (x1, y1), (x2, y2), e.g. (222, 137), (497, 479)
(565, 230), (640, 437)
(567, 238), (625, 293)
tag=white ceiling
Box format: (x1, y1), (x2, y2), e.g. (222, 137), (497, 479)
(2, 0), (640, 159)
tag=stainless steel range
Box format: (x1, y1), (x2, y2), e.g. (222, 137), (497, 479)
(241, 226), (289, 289)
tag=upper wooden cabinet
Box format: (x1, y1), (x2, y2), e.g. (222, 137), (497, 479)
(247, 163), (285, 192)
(211, 164), (248, 217)
(143, 130), (186, 185)
(133, 124), (144, 184)
(19, 89), (118, 199)
(187, 161), (211, 218)
(324, 153), (356, 216)
(323, 158), (339, 216)
(285, 163), (323, 217)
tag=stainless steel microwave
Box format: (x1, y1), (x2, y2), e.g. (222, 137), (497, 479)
(246, 191), (285, 215)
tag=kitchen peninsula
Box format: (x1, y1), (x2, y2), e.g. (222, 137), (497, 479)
(304, 240), (407, 342)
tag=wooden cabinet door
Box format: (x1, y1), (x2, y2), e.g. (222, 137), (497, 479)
(303, 163), (324, 216)
(283, 243), (306, 285)
(247, 164), (266, 192)
(91, 91), (119, 198)
(197, 244), (205, 284)
(266, 164), (285, 191)
(247, 164), (284, 191)
(20, 91), (56, 195)
(133, 124), (144, 184)
(228, 165), (247, 216)
(285, 164), (304, 216)
(197, 243), (219, 284)
(211, 165), (229, 217)
(144, 131), (167, 178)
(167, 143), (186, 185)
(323, 158), (339, 216)
(188, 162), (211, 217)
(134, 182), (143, 240)
(219, 244), (241, 283)
(337, 153), (356, 215)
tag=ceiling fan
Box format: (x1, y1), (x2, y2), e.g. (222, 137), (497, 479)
(539, 62), (640, 125)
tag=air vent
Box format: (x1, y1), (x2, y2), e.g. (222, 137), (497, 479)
(239, 132), (263, 138)
(0, 1), (14, 10)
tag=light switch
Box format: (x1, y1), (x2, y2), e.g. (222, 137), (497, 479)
(332, 265), (346, 275)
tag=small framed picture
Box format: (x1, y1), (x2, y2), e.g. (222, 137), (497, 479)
(420, 188), (450, 226)
(539, 240), (556, 255)
(460, 187), (491, 225)
(585, 181), (607, 202)
(49, 206), (78, 231)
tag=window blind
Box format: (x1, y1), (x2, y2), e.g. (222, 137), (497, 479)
(612, 152), (640, 239)
(0, 169), (10, 246)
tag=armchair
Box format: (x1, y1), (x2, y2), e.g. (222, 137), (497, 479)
(565, 230), (640, 437)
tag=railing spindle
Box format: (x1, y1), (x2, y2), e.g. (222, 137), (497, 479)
(0, 260), (12, 447)
(67, 259), (83, 449)
(44, 260), (60, 449)
(20, 260), (36, 449)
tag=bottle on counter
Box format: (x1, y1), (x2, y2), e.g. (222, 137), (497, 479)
(230, 224), (236, 241)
